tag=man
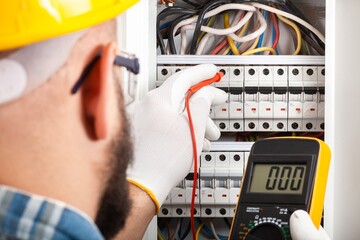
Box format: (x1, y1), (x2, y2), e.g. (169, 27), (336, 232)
(0, 1), (328, 239)
(0, 1), (228, 239)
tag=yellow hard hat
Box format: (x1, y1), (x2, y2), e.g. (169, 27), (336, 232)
(0, 0), (139, 51)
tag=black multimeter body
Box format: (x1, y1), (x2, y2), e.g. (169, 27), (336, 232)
(229, 138), (330, 240)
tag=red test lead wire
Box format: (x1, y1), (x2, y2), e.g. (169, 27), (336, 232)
(185, 72), (224, 240)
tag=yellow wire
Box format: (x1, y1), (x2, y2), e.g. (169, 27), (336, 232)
(224, 12), (239, 55)
(277, 14), (302, 55)
(157, 231), (164, 240)
(195, 220), (209, 240)
(242, 47), (276, 55)
(222, 16), (250, 55)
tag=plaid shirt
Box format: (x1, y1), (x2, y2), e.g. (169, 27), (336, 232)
(0, 186), (104, 240)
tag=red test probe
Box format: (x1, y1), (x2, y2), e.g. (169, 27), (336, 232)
(185, 72), (224, 240)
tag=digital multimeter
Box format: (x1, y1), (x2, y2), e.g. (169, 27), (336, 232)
(229, 137), (331, 240)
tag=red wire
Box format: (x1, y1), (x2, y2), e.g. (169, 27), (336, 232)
(184, 72), (223, 240)
(210, 38), (228, 55)
(185, 92), (198, 240)
(271, 12), (280, 54)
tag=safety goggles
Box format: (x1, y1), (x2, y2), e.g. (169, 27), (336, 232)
(71, 50), (140, 105)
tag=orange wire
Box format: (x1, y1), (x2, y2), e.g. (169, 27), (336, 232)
(185, 72), (223, 239)
(270, 12), (280, 54)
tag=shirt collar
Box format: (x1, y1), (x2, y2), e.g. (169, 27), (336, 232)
(0, 185), (104, 240)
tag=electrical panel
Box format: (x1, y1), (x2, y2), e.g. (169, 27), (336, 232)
(153, 0), (326, 239)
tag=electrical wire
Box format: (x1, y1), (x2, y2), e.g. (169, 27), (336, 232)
(209, 221), (222, 240)
(157, 7), (198, 54)
(170, 219), (181, 240)
(175, 4), (256, 54)
(157, 231), (164, 240)
(185, 73), (223, 240)
(195, 16), (217, 55)
(224, 12), (240, 55)
(224, 218), (232, 228)
(227, 9), (267, 43)
(211, 38), (228, 55)
(242, 46), (276, 55)
(284, 0), (325, 49)
(195, 220), (209, 240)
(182, 0), (202, 7)
(256, 10), (267, 51)
(196, 33), (214, 55)
(270, 12), (280, 53)
(222, 12), (251, 55)
(179, 221), (191, 240)
(177, 218), (184, 239)
(181, 10), (252, 54)
(157, 227), (165, 240)
(195, 218), (228, 239)
(169, 14), (196, 54)
(189, 0), (231, 54)
(242, 35), (260, 53)
(276, 13), (301, 55)
(179, 9), (254, 48)
(249, 2), (325, 44)
(197, 16), (216, 44)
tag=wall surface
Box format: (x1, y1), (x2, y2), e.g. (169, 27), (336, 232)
(326, 0), (360, 239)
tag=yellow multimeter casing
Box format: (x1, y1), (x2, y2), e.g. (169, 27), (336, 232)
(229, 137), (331, 240)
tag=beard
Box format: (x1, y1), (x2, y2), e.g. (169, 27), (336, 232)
(95, 105), (133, 239)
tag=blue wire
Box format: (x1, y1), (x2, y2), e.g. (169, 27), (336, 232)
(177, 218), (183, 238)
(257, 10), (267, 55)
(160, 21), (172, 31)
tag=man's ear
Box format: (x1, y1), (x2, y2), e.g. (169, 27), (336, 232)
(82, 43), (117, 140)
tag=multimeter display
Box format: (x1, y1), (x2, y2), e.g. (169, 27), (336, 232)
(229, 138), (331, 240)
(249, 164), (306, 194)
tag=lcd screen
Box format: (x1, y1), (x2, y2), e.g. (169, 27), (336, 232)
(249, 164), (306, 194)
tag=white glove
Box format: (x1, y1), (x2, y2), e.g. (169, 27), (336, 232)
(127, 64), (228, 211)
(290, 210), (331, 240)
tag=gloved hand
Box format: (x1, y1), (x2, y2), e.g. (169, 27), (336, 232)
(127, 64), (228, 211)
(290, 210), (331, 240)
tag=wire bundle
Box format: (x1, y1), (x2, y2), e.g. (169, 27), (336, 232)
(157, 0), (325, 55)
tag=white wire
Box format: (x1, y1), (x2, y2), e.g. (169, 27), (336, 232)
(180, 11), (254, 54)
(184, 10), (242, 54)
(195, 10), (244, 55)
(227, 9), (267, 43)
(171, 219), (181, 240)
(181, 11), (253, 36)
(171, 3), (256, 53)
(209, 221), (221, 240)
(249, 2), (325, 43)
(195, 33), (214, 55)
(175, 3), (256, 34)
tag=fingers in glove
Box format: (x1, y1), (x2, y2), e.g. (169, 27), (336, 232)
(205, 117), (221, 141)
(170, 64), (218, 111)
(190, 86), (228, 109)
(202, 138), (211, 152)
(290, 210), (324, 240)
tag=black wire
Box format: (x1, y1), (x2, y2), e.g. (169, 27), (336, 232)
(168, 14), (195, 54)
(283, 0), (325, 50)
(275, 3), (325, 52)
(302, 30), (325, 55)
(179, 220), (191, 240)
(189, 0), (231, 54)
(224, 218), (232, 229)
(157, 7), (198, 54)
(182, 0), (202, 7)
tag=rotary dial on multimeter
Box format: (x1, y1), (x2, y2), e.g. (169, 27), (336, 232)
(229, 137), (331, 240)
